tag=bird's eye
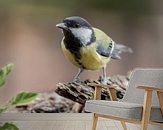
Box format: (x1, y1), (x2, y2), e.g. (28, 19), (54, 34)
(74, 24), (80, 28)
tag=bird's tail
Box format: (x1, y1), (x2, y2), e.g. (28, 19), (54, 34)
(111, 43), (133, 60)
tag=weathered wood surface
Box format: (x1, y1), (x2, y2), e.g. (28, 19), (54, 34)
(14, 73), (130, 113)
(55, 74), (130, 105)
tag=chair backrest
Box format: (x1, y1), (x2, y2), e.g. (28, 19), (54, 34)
(122, 68), (163, 107)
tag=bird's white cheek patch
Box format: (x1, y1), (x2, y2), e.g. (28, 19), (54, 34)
(70, 28), (92, 45)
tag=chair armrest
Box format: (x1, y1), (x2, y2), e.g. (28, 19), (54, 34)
(87, 83), (118, 101)
(136, 86), (163, 92)
(137, 86), (163, 123)
(137, 86), (163, 119)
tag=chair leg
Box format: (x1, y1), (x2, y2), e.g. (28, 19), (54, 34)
(141, 90), (152, 130)
(92, 113), (98, 130)
(141, 123), (148, 130)
(121, 121), (127, 130)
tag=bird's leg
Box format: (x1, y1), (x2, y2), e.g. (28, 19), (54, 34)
(101, 66), (108, 85)
(73, 68), (84, 82)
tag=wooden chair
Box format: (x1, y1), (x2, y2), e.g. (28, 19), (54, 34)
(85, 68), (163, 130)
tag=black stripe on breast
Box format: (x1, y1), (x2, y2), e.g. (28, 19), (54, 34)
(63, 32), (86, 69)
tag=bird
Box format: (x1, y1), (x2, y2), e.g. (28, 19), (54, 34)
(56, 16), (132, 84)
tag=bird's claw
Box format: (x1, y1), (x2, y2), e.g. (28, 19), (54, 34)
(99, 76), (108, 85)
(73, 77), (82, 83)
(101, 79), (108, 85)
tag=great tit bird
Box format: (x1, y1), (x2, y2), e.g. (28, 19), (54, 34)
(56, 16), (132, 84)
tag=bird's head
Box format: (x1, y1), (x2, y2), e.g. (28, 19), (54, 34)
(56, 16), (95, 46)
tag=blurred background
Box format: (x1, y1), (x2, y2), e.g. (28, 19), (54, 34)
(0, 0), (163, 104)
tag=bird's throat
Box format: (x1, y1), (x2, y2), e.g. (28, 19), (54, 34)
(63, 31), (82, 57)
(63, 31), (86, 68)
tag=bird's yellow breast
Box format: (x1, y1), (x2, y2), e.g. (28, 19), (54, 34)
(80, 43), (110, 70)
(61, 40), (110, 70)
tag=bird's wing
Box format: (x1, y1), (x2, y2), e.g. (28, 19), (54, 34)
(96, 41), (114, 57)
(93, 28), (114, 57)
(93, 27), (133, 59)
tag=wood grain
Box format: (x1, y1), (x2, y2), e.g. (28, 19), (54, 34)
(141, 90), (153, 130)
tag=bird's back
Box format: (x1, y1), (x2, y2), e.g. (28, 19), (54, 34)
(93, 27), (113, 48)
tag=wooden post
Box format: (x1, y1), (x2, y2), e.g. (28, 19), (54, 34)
(92, 113), (98, 130)
(141, 90), (153, 130)
(107, 88), (118, 101)
(92, 85), (102, 130)
(121, 121), (127, 130)
(107, 87), (127, 130)
(94, 86), (102, 100)
(157, 91), (163, 115)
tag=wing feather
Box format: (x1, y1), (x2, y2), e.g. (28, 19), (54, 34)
(93, 27), (132, 59)
(93, 28), (114, 57)
(111, 43), (133, 60)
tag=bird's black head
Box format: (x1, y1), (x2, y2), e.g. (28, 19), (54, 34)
(62, 16), (92, 29)
(56, 16), (96, 46)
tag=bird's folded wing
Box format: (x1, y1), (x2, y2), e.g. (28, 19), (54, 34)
(93, 27), (132, 59)
(96, 41), (114, 57)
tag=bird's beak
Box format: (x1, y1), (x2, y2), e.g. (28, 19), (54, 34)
(56, 22), (67, 29)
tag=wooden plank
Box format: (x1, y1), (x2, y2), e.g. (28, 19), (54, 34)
(137, 86), (163, 92)
(157, 91), (163, 115)
(149, 122), (163, 127)
(94, 86), (102, 100)
(121, 121), (127, 130)
(91, 113), (98, 130)
(96, 113), (141, 124)
(107, 88), (118, 101)
(141, 90), (153, 130)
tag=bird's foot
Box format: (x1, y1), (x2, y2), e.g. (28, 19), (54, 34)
(73, 77), (82, 83)
(99, 76), (108, 85)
